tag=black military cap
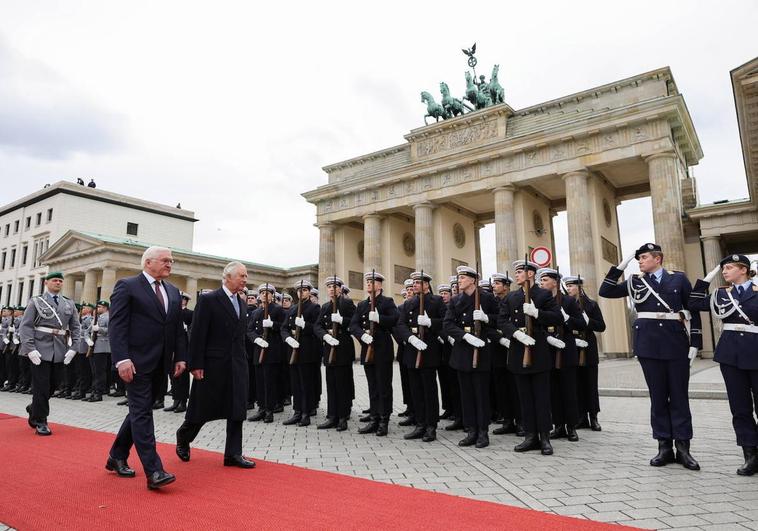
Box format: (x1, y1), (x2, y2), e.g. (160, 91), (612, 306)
(635, 242), (662, 259)
(720, 254), (751, 268)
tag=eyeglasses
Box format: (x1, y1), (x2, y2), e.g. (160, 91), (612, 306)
(151, 258), (175, 264)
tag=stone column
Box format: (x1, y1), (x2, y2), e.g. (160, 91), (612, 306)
(185, 276), (199, 310)
(100, 267), (117, 301)
(563, 170), (598, 296)
(81, 269), (99, 305)
(363, 214), (383, 273)
(702, 236), (723, 345)
(61, 274), (76, 299)
(494, 186), (519, 272)
(318, 223), (336, 289)
(474, 222), (484, 271)
(413, 202), (435, 274)
(646, 152), (686, 271)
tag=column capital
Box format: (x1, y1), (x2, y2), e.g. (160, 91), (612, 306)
(700, 235), (721, 243)
(561, 168), (591, 181)
(412, 201), (436, 212)
(362, 213), (384, 221)
(493, 184), (517, 193)
(317, 221), (336, 231)
(643, 150), (677, 164)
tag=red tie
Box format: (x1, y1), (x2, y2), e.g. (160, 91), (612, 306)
(154, 280), (166, 313)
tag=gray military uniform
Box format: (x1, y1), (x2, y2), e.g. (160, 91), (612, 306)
(93, 312), (110, 353)
(78, 314), (93, 354)
(0, 316), (11, 347)
(19, 292), (81, 363)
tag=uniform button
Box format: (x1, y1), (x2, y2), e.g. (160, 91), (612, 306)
(659, 323), (663, 327)
(657, 303), (661, 306)
(741, 333), (744, 337)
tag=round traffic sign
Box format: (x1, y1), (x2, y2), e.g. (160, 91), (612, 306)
(530, 246), (552, 267)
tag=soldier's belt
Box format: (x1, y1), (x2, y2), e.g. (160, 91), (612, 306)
(723, 323), (758, 334)
(35, 326), (67, 336)
(411, 327), (418, 334)
(462, 326), (472, 333)
(636, 312), (683, 321)
(572, 330), (581, 336)
(547, 326), (555, 333)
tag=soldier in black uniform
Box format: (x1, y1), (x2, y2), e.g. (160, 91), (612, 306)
(564, 276), (606, 432)
(247, 283), (285, 423)
(313, 276), (356, 431)
(244, 290), (258, 410)
(165, 292), (193, 412)
(396, 271), (444, 442)
(278, 292), (293, 410)
(349, 272), (399, 437)
(394, 279), (415, 427)
(436, 284), (455, 421)
(538, 268), (586, 443)
(443, 266), (499, 448)
(498, 260), (563, 455)
(281, 280), (321, 427)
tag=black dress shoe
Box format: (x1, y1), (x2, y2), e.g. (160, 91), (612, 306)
(590, 414), (602, 432)
(35, 423), (52, 436)
(317, 417), (338, 430)
(109, 390), (126, 398)
(248, 409), (266, 422)
(738, 446), (758, 476)
(282, 413), (302, 426)
(309, 408), (317, 416)
(22, 387), (32, 395)
(575, 416), (591, 430)
(147, 470), (175, 490)
(283, 398), (292, 406)
(117, 398), (129, 406)
(358, 420), (378, 434)
(152, 400), (165, 410)
(174, 401), (187, 413)
(106, 456), (136, 477)
(398, 416), (416, 427)
(549, 425), (567, 439)
(514, 433), (540, 452)
(398, 407), (411, 418)
(176, 441), (191, 462)
(422, 426), (437, 442)
(675, 440), (700, 471)
(224, 455), (256, 469)
(52, 389), (64, 398)
(515, 423), (525, 437)
(540, 433), (553, 455)
(359, 414), (373, 423)
(566, 427), (579, 442)
(298, 415), (311, 427)
(246, 402), (255, 410)
(26, 404), (36, 428)
(0, 384), (11, 392)
(89, 394), (103, 402)
(458, 432), (477, 447)
(476, 432), (490, 449)
(403, 426), (425, 440)
(493, 421), (517, 435)
(650, 439), (675, 466)
(336, 418), (348, 432)
(445, 419), (464, 431)
(376, 421), (388, 437)
(164, 401), (179, 412)
(263, 411), (274, 423)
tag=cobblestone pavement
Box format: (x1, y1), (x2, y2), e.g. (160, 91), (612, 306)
(1, 360), (756, 530)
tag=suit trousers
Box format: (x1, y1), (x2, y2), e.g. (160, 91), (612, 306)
(550, 366), (579, 427)
(171, 369), (190, 402)
(75, 353), (92, 394)
(91, 352), (110, 395)
(177, 418), (242, 458)
(638, 357), (693, 441)
(577, 365), (600, 417)
(516, 371), (552, 434)
(30, 360), (63, 422)
(409, 367), (439, 428)
(325, 364), (352, 419)
(291, 362), (317, 414)
(458, 370), (490, 433)
(720, 364), (758, 447)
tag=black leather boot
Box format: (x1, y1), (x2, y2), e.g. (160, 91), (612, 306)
(493, 421), (517, 435)
(376, 417), (389, 436)
(566, 426), (579, 442)
(549, 425), (567, 439)
(263, 411), (274, 423)
(336, 418), (348, 432)
(540, 432), (553, 455)
(248, 409), (266, 422)
(297, 414), (311, 427)
(403, 426), (425, 440)
(475, 431), (490, 449)
(174, 400), (187, 413)
(458, 432), (477, 447)
(422, 426), (436, 442)
(675, 440), (700, 471)
(358, 418), (379, 434)
(398, 416), (416, 427)
(575, 415), (590, 430)
(282, 412), (302, 426)
(738, 446), (758, 476)
(164, 401), (179, 412)
(650, 439), (675, 466)
(514, 433), (540, 452)
(359, 414), (373, 423)
(445, 418), (464, 431)
(317, 417), (338, 429)
(589, 414), (602, 431)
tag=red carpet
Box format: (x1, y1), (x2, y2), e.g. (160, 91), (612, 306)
(0, 415), (635, 530)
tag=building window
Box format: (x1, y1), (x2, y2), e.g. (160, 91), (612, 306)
(5, 283), (10, 306)
(3, 224), (8, 237)
(21, 245), (28, 266)
(24, 216), (30, 230)
(0, 251), (5, 270)
(35, 213), (42, 226)
(16, 281), (24, 306)
(32, 242), (38, 267)
(28, 278), (35, 298)
(13, 220), (19, 234)
(10, 248), (16, 268)
(126, 222), (138, 236)
(46, 208), (53, 222)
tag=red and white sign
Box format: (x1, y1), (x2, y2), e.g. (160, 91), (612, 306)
(530, 246), (552, 268)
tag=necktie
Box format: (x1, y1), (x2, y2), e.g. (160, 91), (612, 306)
(154, 281), (166, 313)
(231, 294), (240, 318)
(646, 273), (659, 289)
(737, 286), (745, 299)
(53, 295), (59, 305)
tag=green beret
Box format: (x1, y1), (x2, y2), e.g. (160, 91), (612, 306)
(97, 299), (110, 308)
(75, 303), (82, 310)
(44, 272), (64, 280)
(16, 306), (25, 311)
(83, 302), (96, 310)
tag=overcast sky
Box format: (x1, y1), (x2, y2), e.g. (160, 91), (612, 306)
(0, 1), (755, 278)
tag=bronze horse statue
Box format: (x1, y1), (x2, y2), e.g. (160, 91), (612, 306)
(489, 64), (505, 105)
(421, 91), (447, 124)
(440, 82), (472, 118)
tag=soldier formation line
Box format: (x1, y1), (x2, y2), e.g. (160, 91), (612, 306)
(4, 242), (758, 487)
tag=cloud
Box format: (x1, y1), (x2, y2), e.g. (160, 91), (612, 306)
(0, 36), (124, 159)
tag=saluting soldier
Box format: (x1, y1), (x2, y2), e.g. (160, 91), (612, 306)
(86, 299), (111, 402)
(396, 271), (444, 443)
(690, 254), (758, 476)
(19, 272), (81, 435)
(313, 276), (356, 431)
(247, 284), (285, 423)
(490, 273), (522, 436)
(498, 260), (563, 455)
(443, 265), (499, 449)
(538, 268), (586, 443)
(281, 280), (321, 427)
(564, 275), (606, 432)
(599, 243), (702, 470)
(349, 272), (399, 437)
(394, 279), (415, 427)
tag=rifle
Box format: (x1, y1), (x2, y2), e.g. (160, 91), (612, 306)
(258, 283), (270, 364)
(577, 274), (587, 367)
(523, 254), (533, 369)
(472, 262), (481, 369)
(87, 309), (99, 359)
(365, 269), (376, 364)
(289, 280), (304, 365)
(328, 274), (338, 365)
(415, 270), (425, 369)
(554, 267), (564, 370)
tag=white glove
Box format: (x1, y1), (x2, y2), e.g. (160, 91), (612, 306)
(2, 337), (8, 345)
(703, 265), (721, 284)
(417, 312), (432, 327)
(28, 350), (42, 365)
(560, 308), (569, 323)
(473, 309), (489, 323)
(575, 338), (589, 348)
(262, 317), (273, 328)
(408, 335), (427, 351)
(522, 302), (539, 318)
(448, 336), (455, 346)
(92, 324), (100, 332)
(331, 311), (343, 324)
(85, 337), (94, 347)
(368, 310), (380, 323)
(9, 326), (15, 333)
(547, 336), (566, 349)
(582, 312), (590, 325)
(463, 333), (485, 348)
(513, 330), (535, 346)
(254, 337), (269, 348)
(361, 333), (373, 345)
(285, 336), (300, 349)
(617, 253), (635, 270)
(323, 334), (340, 347)
(64, 349), (77, 365)
(688, 346), (698, 367)
(499, 337), (510, 348)
(12, 336), (19, 345)
(294, 316), (305, 328)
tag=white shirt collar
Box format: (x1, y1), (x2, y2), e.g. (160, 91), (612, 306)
(143, 271), (159, 285)
(736, 279), (754, 291)
(222, 284), (235, 298)
(648, 268), (663, 281)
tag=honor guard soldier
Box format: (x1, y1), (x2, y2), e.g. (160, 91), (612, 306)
(538, 268), (586, 443)
(396, 271), (445, 443)
(73, 303), (95, 400)
(0, 306), (15, 391)
(599, 243), (702, 470)
(247, 283), (286, 423)
(498, 260), (563, 455)
(86, 299), (111, 402)
(394, 279), (415, 426)
(437, 284), (458, 423)
(690, 255), (758, 475)
(443, 265), (499, 449)
(281, 280), (321, 427)
(19, 272), (81, 435)
(244, 290), (258, 411)
(165, 293), (192, 412)
(349, 271), (399, 437)
(564, 275), (606, 431)
(13, 306), (30, 393)
(490, 273), (522, 436)
(313, 276), (356, 431)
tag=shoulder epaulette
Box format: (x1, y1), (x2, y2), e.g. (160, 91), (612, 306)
(753, 285), (758, 292)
